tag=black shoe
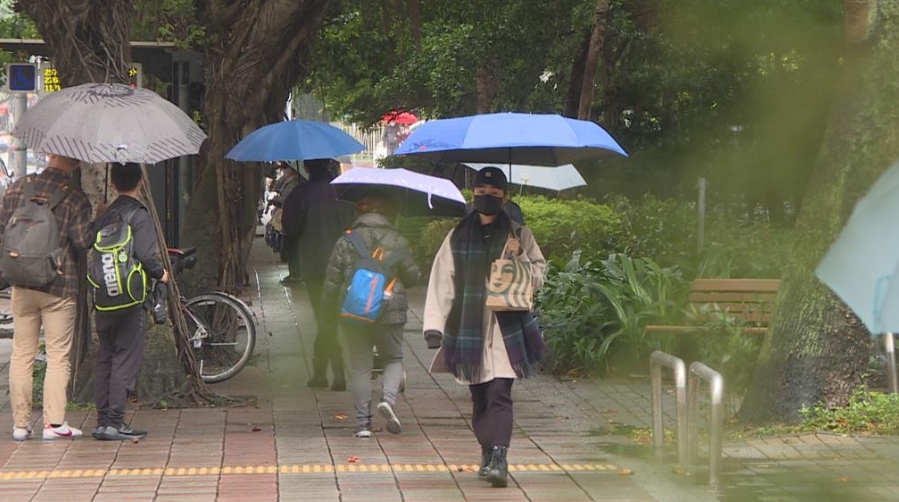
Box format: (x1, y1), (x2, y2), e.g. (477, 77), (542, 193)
(119, 424), (148, 437)
(307, 376), (329, 388)
(330, 378), (346, 392)
(280, 275), (302, 285)
(478, 446), (492, 479)
(93, 426), (132, 441)
(486, 446), (508, 488)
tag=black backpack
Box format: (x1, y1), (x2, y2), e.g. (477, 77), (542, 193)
(0, 176), (71, 287)
(87, 206), (148, 312)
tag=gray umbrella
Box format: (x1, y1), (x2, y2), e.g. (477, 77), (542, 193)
(12, 83), (206, 164)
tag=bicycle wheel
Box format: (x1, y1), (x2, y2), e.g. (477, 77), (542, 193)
(184, 291), (257, 383)
(0, 286), (12, 326)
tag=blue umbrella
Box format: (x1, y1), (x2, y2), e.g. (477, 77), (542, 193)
(394, 112), (627, 165)
(225, 120), (364, 162)
(816, 160), (899, 334)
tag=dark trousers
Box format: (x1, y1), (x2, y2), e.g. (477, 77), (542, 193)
(306, 277), (345, 381)
(281, 236), (301, 278)
(470, 378), (514, 448)
(95, 307), (147, 428)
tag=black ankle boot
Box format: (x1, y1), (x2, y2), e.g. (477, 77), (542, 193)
(486, 446), (508, 488)
(478, 446), (492, 479)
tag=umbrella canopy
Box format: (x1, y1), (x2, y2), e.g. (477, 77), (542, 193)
(383, 110), (418, 124)
(463, 163), (587, 192)
(226, 120), (364, 162)
(12, 83), (206, 164)
(331, 167), (467, 218)
(816, 160), (899, 334)
(394, 112), (627, 165)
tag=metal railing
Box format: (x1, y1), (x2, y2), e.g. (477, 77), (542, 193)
(650, 351), (688, 466)
(887, 332), (898, 394)
(687, 362), (725, 487)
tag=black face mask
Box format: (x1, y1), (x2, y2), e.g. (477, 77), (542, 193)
(474, 194), (503, 215)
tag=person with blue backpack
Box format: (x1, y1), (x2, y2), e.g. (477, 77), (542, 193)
(322, 191), (420, 438)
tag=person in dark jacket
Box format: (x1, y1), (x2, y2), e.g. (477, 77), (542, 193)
(91, 163), (169, 441)
(298, 158), (354, 390)
(273, 164), (303, 283)
(322, 192), (420, 438)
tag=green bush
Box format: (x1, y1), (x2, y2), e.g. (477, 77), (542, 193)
(517, 196), (627, 262)
(536, 252), (688, 375)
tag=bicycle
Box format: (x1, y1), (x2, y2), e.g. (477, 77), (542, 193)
(168, 247), (257, 383)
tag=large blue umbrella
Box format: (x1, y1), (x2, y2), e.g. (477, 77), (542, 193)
(394, 112), (627, 165)
(816, 160), (899, 334)
(226, 120), (364, 162)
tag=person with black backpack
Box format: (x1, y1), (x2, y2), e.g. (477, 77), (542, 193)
(87, 162), (168, 441)
(0, 154), (93, 441)
(322, 191), (419, 438)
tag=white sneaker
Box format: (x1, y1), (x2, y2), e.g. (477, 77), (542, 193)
(353, 425), (373, 438)
(12, 426), (32, 441)
(42, 422), (83, 440)
(377, 401), (402, 434)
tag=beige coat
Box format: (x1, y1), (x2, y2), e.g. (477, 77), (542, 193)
(423, 226), (546, 384)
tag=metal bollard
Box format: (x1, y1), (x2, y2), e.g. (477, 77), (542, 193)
(688, 361), (724, 487)
(886, 333), (898, 394)
(650, 351), (688, 467)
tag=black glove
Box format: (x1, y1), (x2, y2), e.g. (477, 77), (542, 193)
(424, 330), (443, 349)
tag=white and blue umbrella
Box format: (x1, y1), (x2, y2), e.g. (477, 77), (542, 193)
(331, 167), (466, 217)
(394, 112), (627, 165)
(463, 163), (587, 192)
(226, 120), (364, 162)
(816, 160), (899, 334)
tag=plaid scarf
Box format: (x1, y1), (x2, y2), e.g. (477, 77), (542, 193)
(444, 211), (545, 381)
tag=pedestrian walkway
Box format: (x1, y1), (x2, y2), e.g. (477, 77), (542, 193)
(0, 238), (896, 501)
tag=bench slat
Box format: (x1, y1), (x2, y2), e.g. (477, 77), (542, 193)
(688, 292), (778, 303)
(691, 278), (780, 292)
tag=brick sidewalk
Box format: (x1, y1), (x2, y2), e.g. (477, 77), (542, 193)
(2, 238), (896, 501)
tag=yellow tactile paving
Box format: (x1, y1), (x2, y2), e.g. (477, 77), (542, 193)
(0, 462), (617, 481)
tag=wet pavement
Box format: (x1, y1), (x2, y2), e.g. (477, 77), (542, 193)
(0, 237), (896, 501)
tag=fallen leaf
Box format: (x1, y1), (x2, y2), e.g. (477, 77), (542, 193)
(462, 465), (474, 472)
(372, 426), (383, 433)
(335, 414), (348, 420)
(617, 468), (633, 476)
(456, 467), (464, 472)
(834, 476), (849, 483)
(729, 417), (740, 424)
(347, 456), (360, 463)
(603, 409), (618, 414)
(131, 437), (140, 444)
(250, 426), (261, 432)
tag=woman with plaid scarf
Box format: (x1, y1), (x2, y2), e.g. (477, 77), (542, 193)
(422, 167), (547, 488)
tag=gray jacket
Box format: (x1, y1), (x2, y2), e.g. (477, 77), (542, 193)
(323, 212), (420, 325)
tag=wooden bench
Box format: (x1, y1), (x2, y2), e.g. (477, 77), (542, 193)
(646, 278), (780, 335)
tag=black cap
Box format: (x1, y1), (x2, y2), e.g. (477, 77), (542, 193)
(474, 166), (508, 191)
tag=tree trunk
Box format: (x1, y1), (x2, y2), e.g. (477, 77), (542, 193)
(182, 0), (330, 292)
(17, 0), (214, 405)
(563, 31), (591, 118)
(577, 0), (610, 120)
(475, 63), (497, 114)
(740, 0), (899, 424)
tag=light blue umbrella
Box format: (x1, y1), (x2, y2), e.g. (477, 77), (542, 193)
(226, 120), (364, 162)
(331, 167), (466, 217)
(816, 160), (899, 334)
(394, 112), (627, 165)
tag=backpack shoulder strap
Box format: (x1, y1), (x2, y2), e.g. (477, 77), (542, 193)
(46, 184), (72, 209)
(382, 247), (412, 269)
(345, 230), (371, 259)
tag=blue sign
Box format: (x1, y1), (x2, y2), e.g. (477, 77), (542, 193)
(7, 63), (37, 92)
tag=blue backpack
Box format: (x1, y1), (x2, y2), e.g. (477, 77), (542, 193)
(339, 231), (410, 325)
